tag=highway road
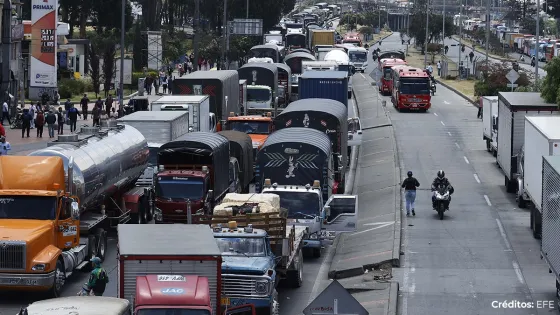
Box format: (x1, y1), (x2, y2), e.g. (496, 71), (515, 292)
(372, 33), (557, 315)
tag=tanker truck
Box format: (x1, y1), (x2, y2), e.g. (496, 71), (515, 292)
(0, 121), (151, 297)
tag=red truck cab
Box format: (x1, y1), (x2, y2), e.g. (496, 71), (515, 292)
(379, 58), (407, 95)
(135, 275), (212, 314)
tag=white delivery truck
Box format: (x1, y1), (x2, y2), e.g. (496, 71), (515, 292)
(150, 95), (217, 132)
(516, 116), (560, 239)
(496, 92), (558, 193)
(481, 96), (498, 155)
(540, 155), (560, 298)
(302, 60), (338, 72)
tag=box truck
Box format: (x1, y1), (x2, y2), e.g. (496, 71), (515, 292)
(149, 95), (216, 133)
(516, 116), (560, 239)
(298, 70), (349, 108)
(496, 92), (558, 193)
(481, 96), (498, 155)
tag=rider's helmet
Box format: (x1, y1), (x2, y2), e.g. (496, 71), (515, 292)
(407, 171), (413, 177)
(437, 170), (445, 179)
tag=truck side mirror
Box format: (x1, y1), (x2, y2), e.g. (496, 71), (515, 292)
(207, 190), (214, 199)
(351, 67), (356, 74)
(70, 201), (80, 220)
(324, 205), (331, 217)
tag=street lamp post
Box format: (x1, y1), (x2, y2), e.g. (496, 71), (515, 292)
(535, 0), (540, 90)
(221, 0), (228, 70)
(424, 0), (429, 68)
(485, 0), (490, 63)
(458, 1), (463, 81)
(442, 0), (445, 53)
(119, 0), (125, 109)
(246, 0), (249, 18)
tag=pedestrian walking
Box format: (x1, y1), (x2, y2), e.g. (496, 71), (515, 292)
(21, 109), (32, 138)
(81, 94), (89, 120)
(437, 61), (442, 77)
(29, 103), (36, 129)
(401, 171), (420, 216)
(2, 100), (10, 125)
(469, 51), (474, 62)
(144, 76), (153, 95)
(154, 74), (160, 95)
(57, 107), (65, 135)
(35, 111), (45, 138)
(162, 75), (168, 94)
(0, 136), (11, 155)
(105, 94), (113, 116)
(45, 110), (56, 138)
(92, 106), (100, 127)
(67, 104), (80, 132)
(79, 257), (109, 296)
(477, 99), (483, 119)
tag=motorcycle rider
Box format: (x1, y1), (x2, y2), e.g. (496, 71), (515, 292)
(531, 55), (536, 67)
(431, 170), (454, 210)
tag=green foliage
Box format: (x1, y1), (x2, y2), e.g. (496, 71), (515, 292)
(132, 21), (145, 71)
(131, 71), (159, 87)
(519, 17), (546, 35)
(58, 0), (134, 36)
(464, 29), (508, 57)
(474, 61), (532, 96)
(540, 57), (560, 106)
(162, 30), (191, 65)
(58, 79), (87, 99)
(359, 26), (374, 35)
(87, 44), (101, 96)
(408, 11), (455, 52)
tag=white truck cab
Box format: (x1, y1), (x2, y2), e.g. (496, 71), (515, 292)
(248, 57), (274, 64)
(247, 84), (274, 110)
(347, 47), (368, 72)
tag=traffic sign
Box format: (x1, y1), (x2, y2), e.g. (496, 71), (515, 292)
(506, 69), (520, 84)
(507, 83), (518, 88)
(303, 280), (369, 315)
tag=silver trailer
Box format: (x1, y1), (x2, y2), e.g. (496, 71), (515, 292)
(540, 155), (560, 297)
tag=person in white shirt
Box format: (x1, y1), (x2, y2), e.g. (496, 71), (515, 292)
(110, 108), (118, 118)
(0, 136), (11, 155)
(29, 103), (36, 129)
(2, 101), (10, 125)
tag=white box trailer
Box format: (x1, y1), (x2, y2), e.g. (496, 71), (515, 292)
(482, 96), (498, 155)
(540, 155), (560, 294)
(150, 95), (215, 132)
(517, 116), (560, 239)
(496, 92), (558, 193)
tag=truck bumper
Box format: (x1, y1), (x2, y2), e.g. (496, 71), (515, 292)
(0, 271), (55, 289)
(303, 239), (321, 248)
(222, 296), (272, 309)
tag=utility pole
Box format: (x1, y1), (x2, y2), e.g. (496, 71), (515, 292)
(221, 0), (228, 70)
(458, 1), (463, 81)
(535, 0), (540, 90)
(119, 0), (125, 109)
(485, 0), (490, 63)
(424, 0), (429, 67)
(246, 0), (249, 18)
(442, 0), (445, 53)
(193, 0), (200, 71)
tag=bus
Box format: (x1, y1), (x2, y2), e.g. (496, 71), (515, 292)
(391, 66), (431, 112)
(379, 58), (407, 95)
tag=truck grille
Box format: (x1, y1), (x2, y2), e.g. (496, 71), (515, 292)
(0, 241), (26, 270)
(221, 275), (266, 297)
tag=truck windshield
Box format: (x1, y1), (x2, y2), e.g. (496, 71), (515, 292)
(247, 89), (271, 102)
(383, 67), (392, 80)
(267, 191), (321, 217)
(155, 178), (204, 200)
(215, 237), (266, 256)
(349, 51), (367, 62)
(230, 121), (270, 134)
(0, 196), (57, 220)
(137, 310), (210, 315)
(400, 78), (430, 95)
(148, 147), (159, 166)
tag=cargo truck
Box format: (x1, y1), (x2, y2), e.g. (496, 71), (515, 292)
(0, 123), (150, 297)
(192, 195), (306, 314)
(171, 70), (240, 129)
(302, 60), (338, 72)
(274, 63), (292, 106)
(284, 51), (316, 98)
(227, 113), (274, 158)
(218, 130), (255, 193)
(323, 50), (354, 98)
(149, 95), (216, 132)
(237, 63), (279, 114)
(255, 128), (358, 257)
(273, 98), (348, 192)
(482, 96), (499, 155)
(18, 297), (131, 315)
(496, 92), (558, 193)
(516, 116), (560, 240)
(308, 29), (335, 50)
(298, 71), (349, 107)
(249, 44), (282, 63)
(155, 132), (233, 223)
(347, 47), (368, 72)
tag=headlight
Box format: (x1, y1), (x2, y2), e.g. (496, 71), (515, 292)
(32, 263), (47, 271)
(309, 232), (318, 240)
(255, 280), (269, 294)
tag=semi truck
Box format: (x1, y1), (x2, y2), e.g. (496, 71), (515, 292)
(298, 71), (349, 107)
(227, 113), (274, 157)
(516, 116), (560, 239)
(149, 95), (216, 132)
(171, 70), (240, 128)
(540, 155), (560, 304)
(284, 51), (316, 98)
(496, 92), (558, 193)
(481, 96), (499, 155)
(218, 130), (254, 193)
(155, 132), (243, 223)
(0, 123), (150, 297)
(302, 60), (338, 72)
(273, 98), (348, 192)
(237, 63), (279, 114)
(192, 196), (306, 314)
(255, 127), (358, 257)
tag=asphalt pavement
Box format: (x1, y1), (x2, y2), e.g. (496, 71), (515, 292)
(376, 33), (557, 315)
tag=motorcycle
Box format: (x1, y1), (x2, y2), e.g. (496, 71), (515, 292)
(10, 108), (23, 129)
(433, 185), (451, 220)
(430, 80), (436, 96)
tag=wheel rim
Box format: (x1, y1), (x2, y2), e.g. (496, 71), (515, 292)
(99, 237), (106, 258)
(55, 263), (65, 292)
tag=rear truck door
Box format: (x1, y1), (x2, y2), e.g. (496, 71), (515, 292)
(224, 304), (256, 315)
(347, 118), (362, 146)
(322, 195), (358, 242)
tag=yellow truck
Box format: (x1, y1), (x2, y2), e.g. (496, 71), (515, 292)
(308, 29), (335, 51)
(0, 123), (150, 297)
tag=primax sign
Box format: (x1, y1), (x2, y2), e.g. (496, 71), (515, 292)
(32, 4), (55, 9)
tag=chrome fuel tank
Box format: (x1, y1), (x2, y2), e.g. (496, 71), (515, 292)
(29, 120), (149, 212)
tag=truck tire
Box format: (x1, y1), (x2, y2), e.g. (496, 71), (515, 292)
(312, 247), (321, 258)
(505, 176), (515, 193)
(517, 194), (527, 208)
(486, 139), (491, 152)
(49, 259), (66, 298)
(95, 228), (108, 261)
(286, 251), (303, 288)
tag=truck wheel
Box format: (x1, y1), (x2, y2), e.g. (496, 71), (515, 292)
(486, 139), (491, 152)
(286, 251), (303, 288)
(517, 193), (527, 208)
(312, 247), (321, 258)
(95, 228), (108, 261)
(505, 176), (515, 193)
(49, 259), (66, 298)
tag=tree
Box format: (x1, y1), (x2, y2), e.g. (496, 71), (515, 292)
(87, 44), (101, 97)
(102, 37), (118, 96)
(408, 12), (455, 54)
(132, 21), (145, 71)
(520, 17), (546, 35)
(474, 61), (532, 96)
(540, 57), (560, 106)
(92, 0), (134, 34)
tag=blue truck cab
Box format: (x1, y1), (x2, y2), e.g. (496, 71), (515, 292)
(213, 224), (279, 314)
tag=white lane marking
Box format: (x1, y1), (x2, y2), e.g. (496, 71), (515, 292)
(496, 218), (511, 250)
(444, 101), (450, 105)
(308, 245), (335, 304)
(350, 222), (395, 236)
(463, 156), (470, 164)
(512, 261), (526, 285)
(409, 266), (416, 294)
(473, 174), (481, 184)
(447, 131), (452, 136)
(455, 142), (460, 148)
(484, 195), (492, 207)
(360, 73), (365, 78)
(440, 121), (445, 126)
(433, 112), (438, 116)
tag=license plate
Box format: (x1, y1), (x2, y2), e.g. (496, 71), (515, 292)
(221, 297), (230, 305)
(412, 104), (418, 107)
(328, 231), (336, 237)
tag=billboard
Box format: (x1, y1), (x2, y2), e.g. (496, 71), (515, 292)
(114, 58), (133, 85)
(30, 0), (58, 88)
